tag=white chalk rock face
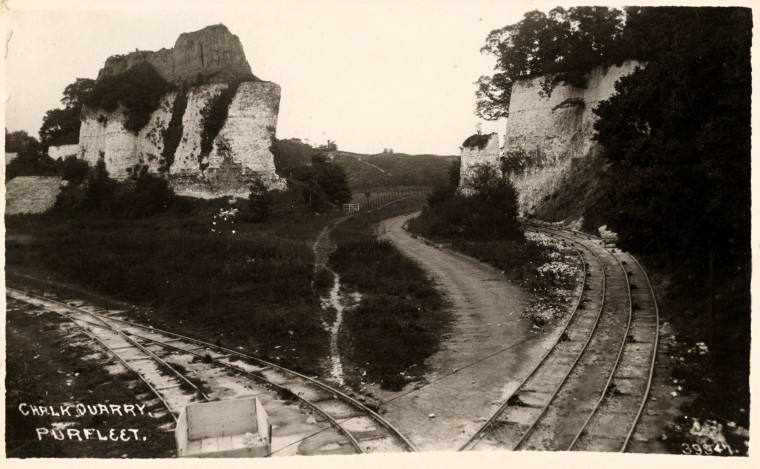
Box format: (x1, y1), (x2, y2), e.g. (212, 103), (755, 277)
(171, 84), (226, 173)
(458, 133), (500, 195)
(48, 144), (79, 160)
(78, 92), (175, 177)
(504, 60), (641, 214)
(76, 81), (284, 198)
(211, 81), (283, 186)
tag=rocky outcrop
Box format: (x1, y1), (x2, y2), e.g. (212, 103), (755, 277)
(458, 133), (500, 194)
(98, 24), (255, 86)
(503, 60), (641, 214)
(48, 144), (79, 161)
(5, 176), (63, 215)
(78, 81), (284, 198)
(75, 25), (284, 198)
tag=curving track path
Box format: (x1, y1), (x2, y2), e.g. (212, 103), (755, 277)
(462, 225), (659, 452)
(372, 213), (580, 450)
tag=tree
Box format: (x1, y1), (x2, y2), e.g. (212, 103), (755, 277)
(4, 130), (57, 180)
(39, 78), (94, 147)
(248, 175), (274, 222)
(589, 7), (751, 261)
(475, 7), (626, 119)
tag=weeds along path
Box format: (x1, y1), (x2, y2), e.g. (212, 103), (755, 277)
(373, 213), (569, 451)
(312, 215), (353, 385)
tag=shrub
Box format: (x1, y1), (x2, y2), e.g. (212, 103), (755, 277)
(247, 175), (274, 223)
(410, 164), (521, 241)
(83, 62), (173, 133)
(119, 164), (175, 218)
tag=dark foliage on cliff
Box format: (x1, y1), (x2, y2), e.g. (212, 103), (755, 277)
(586, 7), (751, 431)
(83, 62), (173, 133)
(461, 133), (492, 150)
(160, 90), (188, 172)
(410, 164), (521, 241)
(476, 6), (627, 119)
(590, 7), (751, 264)
(199, 81), (244, 159)
(39, 78), (95, 147)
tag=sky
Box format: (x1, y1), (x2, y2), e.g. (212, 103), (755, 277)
(1, 0), (539, 155)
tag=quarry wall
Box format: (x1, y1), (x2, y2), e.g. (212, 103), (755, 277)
(78, 81), (284, 198)
(503, 60), (641, 214)
(48, 144), (79, 161)
(71, 24), (284, 198)
(458, 133), (500, 194)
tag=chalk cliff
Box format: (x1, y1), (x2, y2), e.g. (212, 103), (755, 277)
(98, 24), (255, 86)
(504, 60), (641, 214)
(458, 132), (500, 194)
(76, 25), (284, 198)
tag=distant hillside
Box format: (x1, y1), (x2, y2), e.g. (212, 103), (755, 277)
(333, 151), (457, 189)
(271, 138), (457, 190)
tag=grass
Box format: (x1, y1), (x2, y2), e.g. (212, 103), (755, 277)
(327, 194), (451, 391)
(5, 301), (175, 458)
(5, 196), (345, 375)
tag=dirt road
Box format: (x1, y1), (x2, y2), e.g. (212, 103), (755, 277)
(371, 213), (566, 450)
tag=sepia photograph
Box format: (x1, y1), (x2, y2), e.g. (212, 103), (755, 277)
(2, 0), (754, 464)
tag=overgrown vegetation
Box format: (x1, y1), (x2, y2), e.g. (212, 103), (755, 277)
(329, 195), (449, 391)
(54, 161), (174, 219)
(582, 8), (751, 434)
(481, 6), (751, 447)
(288, 154), (352, 211)
(39, 78), (95, 147)
(160, 90), (189, 172)
(199, 81), (244, 160)
(409, 164), (521, 241)
(476, 6), (629, 119)
(5, 198), (338, 375)
(247, 175), (274, 223)
(82, 62), (173, 133)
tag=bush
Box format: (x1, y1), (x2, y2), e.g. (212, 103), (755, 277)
(410, 164), (521, 241)
(247, 176), (274, 223)
(83, 62), (173, 133)
(288, 154), (352, 211)
(119, 164), (175, 218)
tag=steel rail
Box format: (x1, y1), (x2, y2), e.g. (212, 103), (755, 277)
(460, 228), (594, 450)
(6, 283), (417, 453)
(565, 239), (634, 450)
(7, 292), (178, 423)
(620, 254), (660, 452)
(98, 313), (417, 452)
(125, 330), (368, 455)
(509, 227), (609, 451)
(8, 288), (210, 404)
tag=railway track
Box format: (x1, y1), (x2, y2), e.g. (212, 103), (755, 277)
(6, 286), (417, 456)
(462, 225), (659, 452)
